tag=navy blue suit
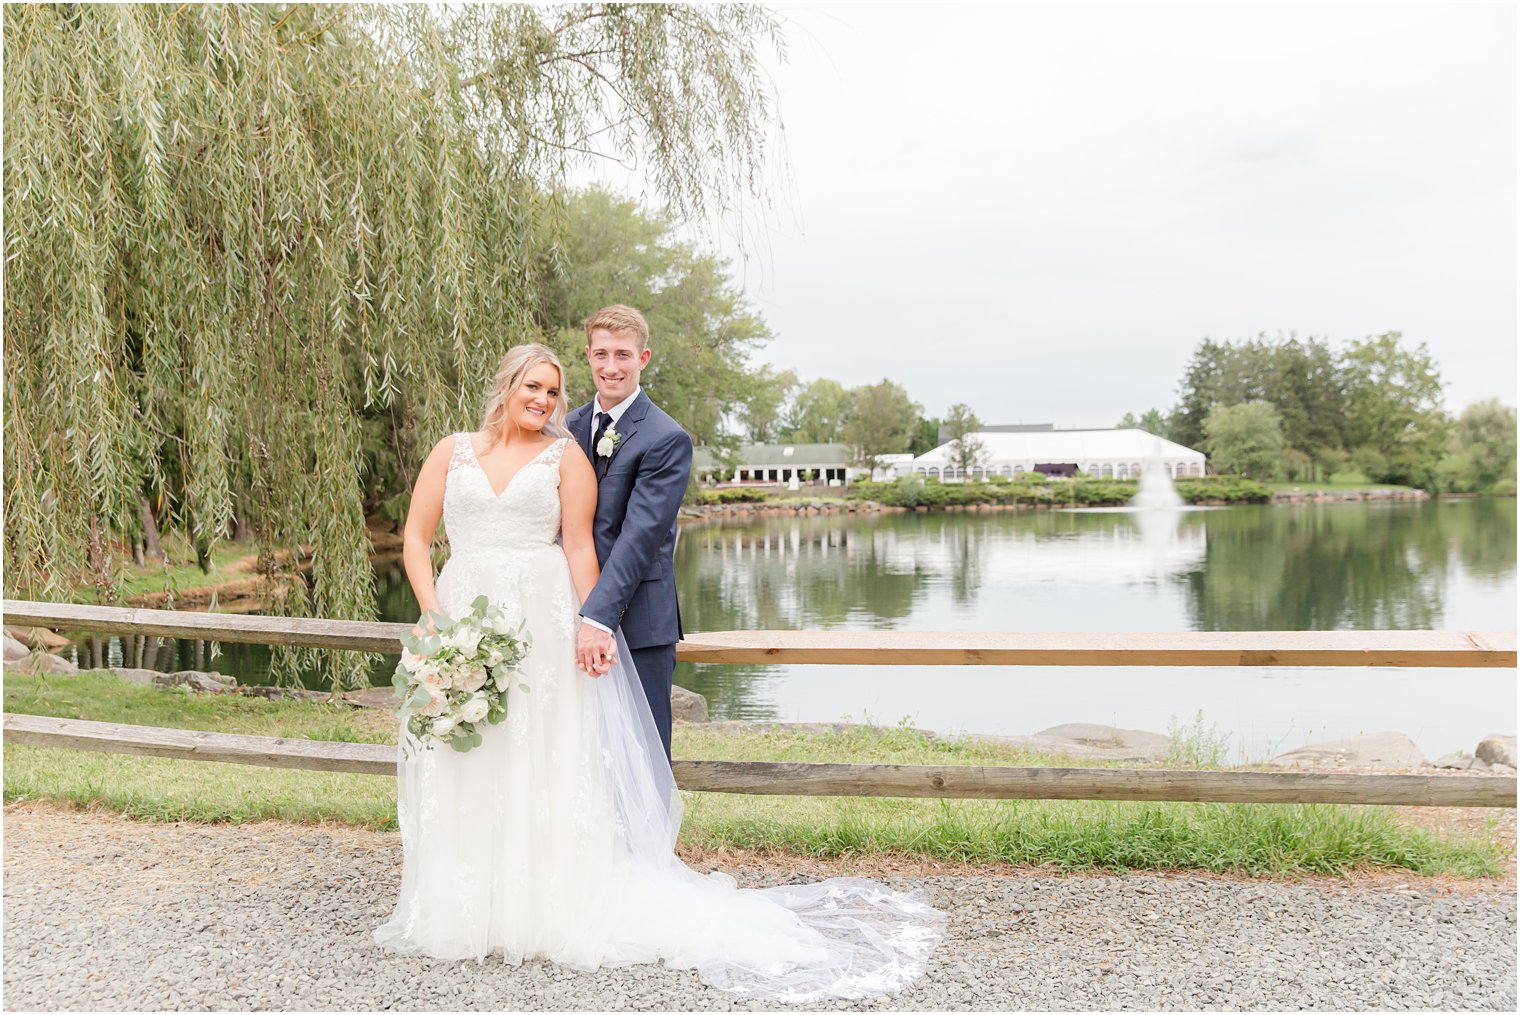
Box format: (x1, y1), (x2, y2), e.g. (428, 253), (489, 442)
(567, 391), (691, 758)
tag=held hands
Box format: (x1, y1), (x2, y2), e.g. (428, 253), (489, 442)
(575, 622), (617, 677)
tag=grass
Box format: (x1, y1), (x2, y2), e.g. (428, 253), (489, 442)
(1267, 470), (1419, 494)
(3, 672), (1509, 878)
(77, 530), (258, 603)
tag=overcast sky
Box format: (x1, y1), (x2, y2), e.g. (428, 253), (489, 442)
(586, 2), (1516, 428)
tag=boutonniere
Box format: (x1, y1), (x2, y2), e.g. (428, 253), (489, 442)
(596, 425), (621, 458)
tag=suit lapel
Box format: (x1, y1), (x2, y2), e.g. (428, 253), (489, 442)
(599, 391), (650, 478)
(568, 403), (595, 462)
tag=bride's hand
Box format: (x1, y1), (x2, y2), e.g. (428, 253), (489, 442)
(576, 624), (617, 678)
(411, 613), (440, 639)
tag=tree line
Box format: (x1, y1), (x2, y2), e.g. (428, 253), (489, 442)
(1119, 333), (1516, 493)
(732, 371), (996, 473)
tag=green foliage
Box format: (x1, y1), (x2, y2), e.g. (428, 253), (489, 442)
(842, 380), (920, 469)
(1278, 447), (1314, 482)
(694, 487), (770, 505)
(848, 477), (1267, 509)
(783, 378), (851, 444)
(1172, 475), (1272, 503)
(4, 4), (780, 690)
(1202, 402), (1286, 481)
(739, 366), (798, 443)
(1170, 334), (1344, 458)
(1117, 407), (1171, 438)
(941, 402), (986, 476)
(908, 415), (942, 456)
(1435, 399), (1517, 494)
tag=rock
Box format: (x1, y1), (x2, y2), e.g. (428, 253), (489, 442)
(238, 685), (331, 702)
(3, 625), (71, 651)
(1475, 734), (1516, 770)
(3, 634), (31, 661)
(1492, 763), (1517, 775)
(4, 651), (78, 675)
(106, 668), (164, 686)
(152, 670), (236, 693)
(1432, 752), (1479, 770)
(1268, 732), (1427, 769)
(343, 687), (399, 709)
(670, 684), (709, 723)
(990, 723), (1173, 762)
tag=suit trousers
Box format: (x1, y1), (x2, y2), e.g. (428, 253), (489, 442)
(628, 642), (677, 762)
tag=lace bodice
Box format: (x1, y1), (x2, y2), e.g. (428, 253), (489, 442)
(443, 432), (570, 556)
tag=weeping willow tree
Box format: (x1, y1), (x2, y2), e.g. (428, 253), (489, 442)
(3, 3), (781, 688)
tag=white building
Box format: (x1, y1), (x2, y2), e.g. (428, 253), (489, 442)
(693, 443), (865, 486)
(898, 427), (1206, 481)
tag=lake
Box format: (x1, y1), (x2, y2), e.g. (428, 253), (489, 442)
(85, 497), (1515, 762)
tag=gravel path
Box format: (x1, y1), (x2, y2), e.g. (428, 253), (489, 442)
(4, 803), (1514, 1011)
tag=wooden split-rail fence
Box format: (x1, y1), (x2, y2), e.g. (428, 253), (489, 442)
(3, 599), (1516, 808)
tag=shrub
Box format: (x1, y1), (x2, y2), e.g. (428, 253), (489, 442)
(694, 487), (769, 505)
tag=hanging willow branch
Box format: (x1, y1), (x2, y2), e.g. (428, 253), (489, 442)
(3, 3), (781, 689)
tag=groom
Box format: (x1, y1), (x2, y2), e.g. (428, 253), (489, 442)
(568, 304), (692, 761)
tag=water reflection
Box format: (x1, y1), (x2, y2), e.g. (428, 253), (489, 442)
(672, 501), (1516, 741)
(67, 499), (1516, 748)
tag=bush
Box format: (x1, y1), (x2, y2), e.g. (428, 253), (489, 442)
(693, 487), (769, 505)
(846, 473), (1271, 509)
(1013, 471), (1048, 483)
(1174, 475), (1271, 503)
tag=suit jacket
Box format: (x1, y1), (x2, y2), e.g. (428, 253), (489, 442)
(566, 391), (691, 650)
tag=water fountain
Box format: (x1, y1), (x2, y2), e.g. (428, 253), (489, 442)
(1131, 456), (1184, 511)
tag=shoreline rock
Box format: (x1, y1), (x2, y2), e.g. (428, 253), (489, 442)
(1267, 732), (1428, 770)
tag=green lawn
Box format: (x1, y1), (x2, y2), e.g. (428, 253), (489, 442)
(73, 530), (259, 603)
(2, 671), (1507, 878)
(1268, 470), (1419, 494)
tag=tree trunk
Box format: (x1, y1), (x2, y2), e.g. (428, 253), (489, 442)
(138, 496), (164, 560)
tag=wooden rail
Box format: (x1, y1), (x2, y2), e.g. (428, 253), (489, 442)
(6, 714), (1514, 807)
(5, 601), (1516, 667)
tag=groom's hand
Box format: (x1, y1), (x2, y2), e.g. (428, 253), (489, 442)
(575, 624), (616, 677)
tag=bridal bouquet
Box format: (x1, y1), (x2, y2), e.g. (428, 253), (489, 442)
(393, 595), (531, 752)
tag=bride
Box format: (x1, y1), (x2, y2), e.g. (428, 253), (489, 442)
(373, 344), (944, 1003)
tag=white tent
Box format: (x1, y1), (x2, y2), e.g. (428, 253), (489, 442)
(900, 428), (1206, 480)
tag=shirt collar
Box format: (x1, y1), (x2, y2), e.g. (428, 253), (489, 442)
(594, 386), (642, 427)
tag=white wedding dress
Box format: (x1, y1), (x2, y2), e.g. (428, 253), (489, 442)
(373, 433), (944, 1003)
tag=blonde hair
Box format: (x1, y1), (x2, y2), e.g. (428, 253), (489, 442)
(479, 343), (567, 447)
(583, 304), (650, 351)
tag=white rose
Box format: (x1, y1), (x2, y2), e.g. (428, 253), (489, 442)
(485, 647), (505, 668)
(458, 664), (489, 694)
(417, 664), (444, 690)
(450, 626), (484, 657)
(492, 665), (513, 691)
(400, 647), (427, 673)
(430, 715), (458, 737)
(488, 612), (514, 635)
(596, 434), (616, 457)
(460, 695), (489, 723)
